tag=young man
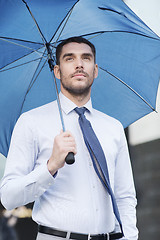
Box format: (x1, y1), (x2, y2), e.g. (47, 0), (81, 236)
(0, 37), (138, 240)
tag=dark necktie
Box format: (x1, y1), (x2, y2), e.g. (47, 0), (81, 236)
(75, 107), (124, 236)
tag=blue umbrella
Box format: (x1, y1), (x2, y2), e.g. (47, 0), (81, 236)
(0, 0), (160, 158)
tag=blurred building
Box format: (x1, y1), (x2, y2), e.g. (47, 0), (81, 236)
(129, 138), (160, 240)
(0, 155), (37, 239)
(128, 88), (160, 240)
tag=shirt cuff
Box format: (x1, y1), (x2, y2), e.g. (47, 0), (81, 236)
(30, 163), (57, 196)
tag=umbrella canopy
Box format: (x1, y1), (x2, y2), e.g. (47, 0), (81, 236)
(0, 0), (160, 157)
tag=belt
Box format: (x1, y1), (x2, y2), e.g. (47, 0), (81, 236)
(38, 225), (123, 240)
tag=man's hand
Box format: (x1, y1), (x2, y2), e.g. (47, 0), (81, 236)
(47, 130), (77, 175)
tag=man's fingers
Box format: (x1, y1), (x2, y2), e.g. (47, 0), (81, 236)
(65, 147), (77, 155)
(60, 130), (73, 137)
(59, 130), (76, 143)
(55, 130), (77, 154)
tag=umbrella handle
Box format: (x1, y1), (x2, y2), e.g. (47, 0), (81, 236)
(65, 152), (75, 165)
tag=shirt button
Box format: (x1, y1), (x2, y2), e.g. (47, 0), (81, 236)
(48, 183), (52, 186)
(35, 195), (38, 198)
(89, 162), (92, 166)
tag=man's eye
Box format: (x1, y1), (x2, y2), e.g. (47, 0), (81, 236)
(66, 57), (73, 61)
(83, 56), (91, 60)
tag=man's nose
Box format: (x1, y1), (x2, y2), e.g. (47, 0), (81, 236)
(75, 58), (84, 69)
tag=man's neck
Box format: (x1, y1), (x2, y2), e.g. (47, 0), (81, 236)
(61, 90), (91, 107)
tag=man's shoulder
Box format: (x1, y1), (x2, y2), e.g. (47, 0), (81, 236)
(19, 100), (58, 125)
(23, 100), (57, 116)
(92, 108), (123, 128)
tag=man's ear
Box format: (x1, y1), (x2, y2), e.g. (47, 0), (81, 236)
(54, 65), (60, 79)
(94, 64), (98, 79)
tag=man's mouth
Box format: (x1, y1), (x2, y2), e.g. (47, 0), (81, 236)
(72, 71), (87, 78)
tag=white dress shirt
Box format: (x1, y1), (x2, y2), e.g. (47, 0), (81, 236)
(0, 92), (138, 239)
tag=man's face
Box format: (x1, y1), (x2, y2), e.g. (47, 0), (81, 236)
(54, 42), (98, 97)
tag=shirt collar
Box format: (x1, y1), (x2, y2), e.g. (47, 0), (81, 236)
(59, 92), (93, 115)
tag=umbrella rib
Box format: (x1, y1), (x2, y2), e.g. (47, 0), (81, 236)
(0, 48), (47, 71)
(0, 36), (43, 45)
(49, 0), (80, 44)
(22, 0), (47, 45)
(0, 37), (47, 59)
(25, 50), (47, 93)
(50, 32), (105, 47)
(20, 53), (48, 114)
(111, 31), (160, 41)
(81, 30), (160, 42)
(50, 6), (75, 51)
(0, 57), (42, 73)
(51, 29), (160, 47)
(99, 67), (156, 112)
(48, 0), (79, 57)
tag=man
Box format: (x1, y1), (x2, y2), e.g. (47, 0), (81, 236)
(0, 37), (138, 240)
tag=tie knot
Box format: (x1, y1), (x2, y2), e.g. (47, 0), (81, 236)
(74, 107), (86, 116)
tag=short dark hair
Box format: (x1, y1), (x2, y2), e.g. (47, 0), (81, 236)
(55, 36), (96, 65)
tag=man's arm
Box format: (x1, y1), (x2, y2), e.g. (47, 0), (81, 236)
(0, 113), (76, 210)
(114, 125), (138, 240)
